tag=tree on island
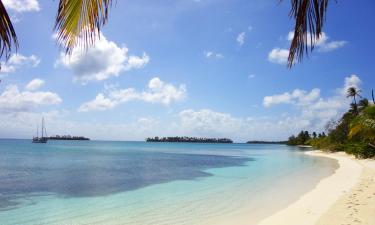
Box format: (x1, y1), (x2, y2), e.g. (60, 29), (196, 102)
(146, 136), (233, 144)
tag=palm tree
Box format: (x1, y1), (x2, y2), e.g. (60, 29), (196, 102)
(0, 0), (112, 63)
(372, 89), (375, 104)
(346, 87), (362, 106)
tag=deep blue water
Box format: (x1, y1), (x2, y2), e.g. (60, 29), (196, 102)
(0, 139), (251, 209)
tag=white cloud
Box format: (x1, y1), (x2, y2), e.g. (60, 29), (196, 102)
(204, 51), (224, 59)
(179, 109), (242, 135)
(173, 108), (315, 141)
(287, 31), (328, 47)
(269, 32), (347, 65)
(0, 74), (362, 142)
(25, 78), (44, 91)
(1, 54), (40, 73)
(136, 117), (160, 132)
(287, 31), (347, 52)
(174, 75), (361, 141)
(0, 83), (62, 113)
(56, 34), (150, 83)
(237, 32), (246, 46)
(79, 77), (186, 112)
(318, 41), (347, 52)
(263, 74), (361, 132)
(78, 94), (116, 112)
(343, 74), (361, 94)
(3, 0), (40, 12)
(51, 32), (59, 40)
(248, 74), (256, 79)
(263, 88), (320, 107)
(263, 92), (293, 107)
(268, 48), (289, 65)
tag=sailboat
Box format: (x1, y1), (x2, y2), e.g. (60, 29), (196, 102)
(32, 118), (48, 143)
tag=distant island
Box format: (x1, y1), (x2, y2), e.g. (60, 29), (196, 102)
(246, 140), (287, 144)
(48, 135), (90, 141)
(146, 136), (233, 143)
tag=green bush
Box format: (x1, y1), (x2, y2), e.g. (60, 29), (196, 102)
(287, 99), (375, 158)
(343, 142), (375, 158)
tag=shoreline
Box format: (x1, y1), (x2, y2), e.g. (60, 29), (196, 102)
(258, 150), (374, 225)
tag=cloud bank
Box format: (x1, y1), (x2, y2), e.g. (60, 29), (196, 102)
(0, 81), (61, 113)
(56, 34), (149, 83)
(79, 77), (186, 112)
(1, 54), (40, 73)
(3, 0), (40, 12)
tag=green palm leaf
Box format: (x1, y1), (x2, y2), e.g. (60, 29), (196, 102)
(0, 0), (18, 62)
(54, 0), (113, 53)
(284, 0), (331, 68)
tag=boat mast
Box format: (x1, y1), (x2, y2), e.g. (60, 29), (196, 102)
(44, 122), (47, 138)
(41, 117), (44, 138)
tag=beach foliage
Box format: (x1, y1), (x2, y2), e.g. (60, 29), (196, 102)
(288, 89), (375, 159)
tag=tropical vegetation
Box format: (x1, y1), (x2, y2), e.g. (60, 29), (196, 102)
(246, 140), (287, 144)
(146, 136), (233, 143)
(287, 87), (375, 158)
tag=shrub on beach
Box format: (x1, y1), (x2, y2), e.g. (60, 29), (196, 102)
(342, 141), (375, 158)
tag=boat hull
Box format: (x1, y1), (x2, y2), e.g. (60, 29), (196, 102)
(32, 137), (48, 143)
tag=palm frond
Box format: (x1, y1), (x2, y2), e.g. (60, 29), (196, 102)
(54, 0), (113, 54)
(285, 0), (330, 68)
(0, 0), (18, 62)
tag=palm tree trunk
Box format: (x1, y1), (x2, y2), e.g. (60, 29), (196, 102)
(372, 89), (375, 104)
(354, 95), (357, 105)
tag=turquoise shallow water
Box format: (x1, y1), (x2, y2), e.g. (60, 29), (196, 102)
(0, 140), (338, 225)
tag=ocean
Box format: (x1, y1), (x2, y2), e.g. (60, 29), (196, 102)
(0, 139), (338, 225)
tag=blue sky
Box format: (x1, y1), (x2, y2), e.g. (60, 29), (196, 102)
(0, 0), (374, 141)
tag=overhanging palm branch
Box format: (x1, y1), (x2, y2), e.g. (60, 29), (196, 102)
(0, 0), (18, 62)
(285, 0), (331, 68)
(54, 0), (113, 54)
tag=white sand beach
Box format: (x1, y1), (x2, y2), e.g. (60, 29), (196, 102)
(258, 150), (375, 225)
